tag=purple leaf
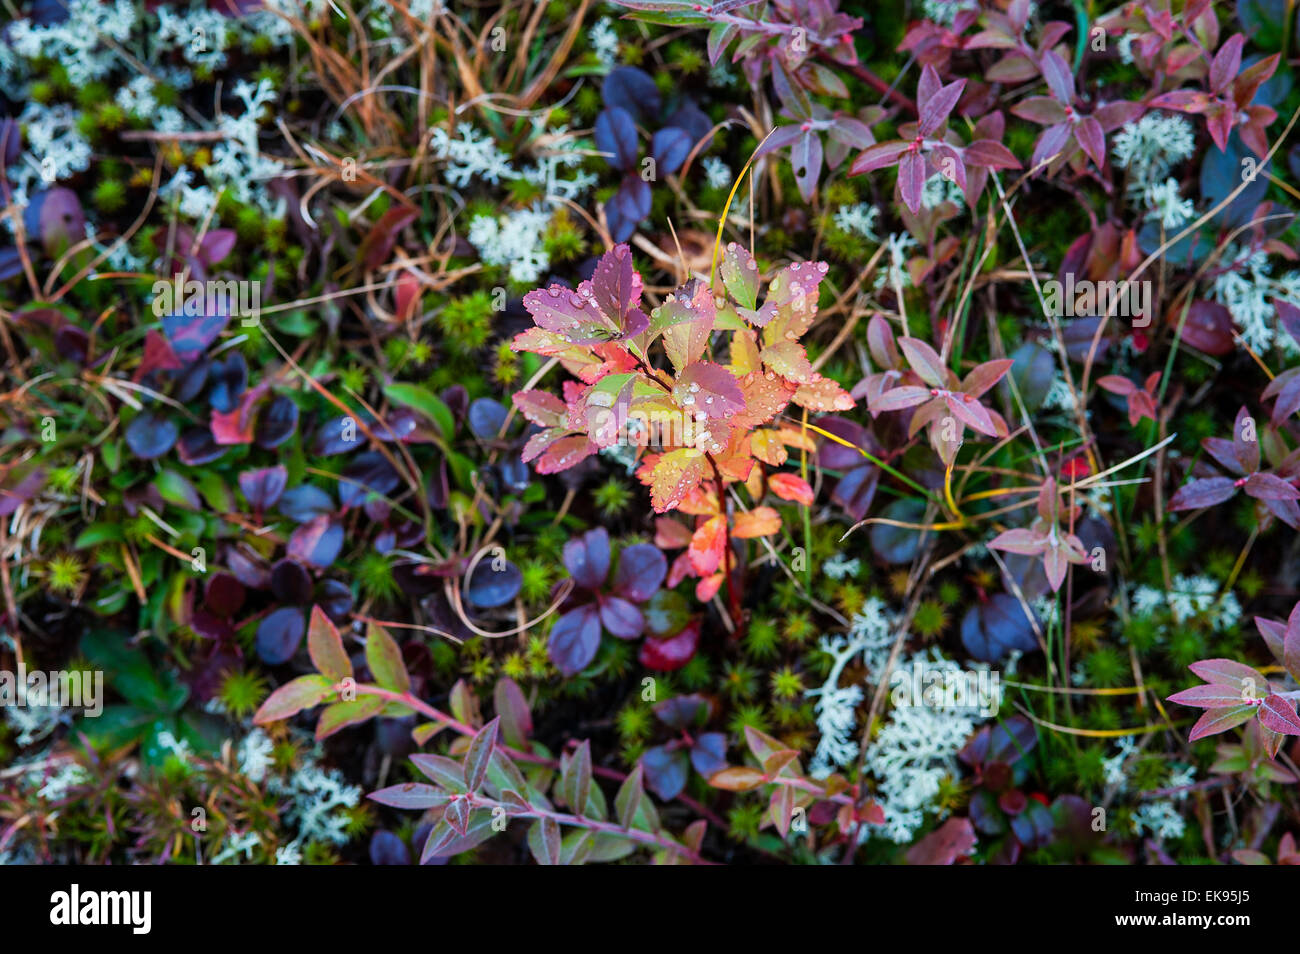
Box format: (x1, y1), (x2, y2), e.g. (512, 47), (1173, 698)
(1031, 123), (1072, 168)
(26, 187), (84, 256)
(255, 394), (299, 449)
(917, 68), (965, 137)
(690, 732), (728, 777)
(652, 126), (694, 175)
(897, 150), (927, 213)
(664, 100), (713, 143)
(602, 66), (661, 120)
(1039, 50), (1076, 104)
(256, 607), (306, 665)
(277, 485), (334, 523)
(790, 131), (824, 204)
(963, 139), (1021, 169)
(849, 140), (911, 175)
(239, 464), (288, 510)
(207, 353), (248, 413)
(288, 515), (344, 568)
(871, 385), (932, 412)
(607, 175), (652, 241)
(640, 744), (689, 801)
(468, 398), (508, 439)
(1275, 300), (1300, 349)
(1074, 116), (1106, 168)
(595, 107), (639, 172)
(1244, 472), (1299, 500)
(564, 527), (611, 590)
(1168, 477), (1238, 511)
(988, 527), (1046, 556)
(612, 543), (667, 602)
(1011, 96), (1068, 126)
(898, 336), (948, 388)
(204, 573), (245, 617)
(162, 309), (231, 360)
(466, 558), (522, 608)
(599, 595), (645, 639)
(125, 411), (179, 460)
(547, 603), (602, 675)
(338, 452), (401, 509)
(199, 229), (237, 266)
(653, 694), (710, 729)
(1232, 405), (1260, 474)
(961, 593), (1038, 662)
(590, 243), (648, 337)
(270, 558), (312, 606)
(177, 427), (225, 466)
(369, 831), (411, 866)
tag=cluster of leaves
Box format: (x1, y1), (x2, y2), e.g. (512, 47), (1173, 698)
(1169, 599), (1300, 754)
(595, 67), (715, 239)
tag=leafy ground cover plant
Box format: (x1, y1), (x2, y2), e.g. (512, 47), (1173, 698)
(4, 0), (1300, 870)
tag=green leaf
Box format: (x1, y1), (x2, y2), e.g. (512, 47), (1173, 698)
(463, 717), (499, 792)
(614, 765), (645, 829)
(195, 471), (236, 513)
(315, 693), (387, 739)
(74, 523), (123, 549)
(365, 622), (409, 693)
(411, 753), (469, 792)
(561, 740), (593, 816)
(493, 677), (532, 748)
(384, 382), (455, 439)
(154, 470), (202, 510)
(254, 674), (334, 724)
(527, 818), (562, 865)
(307, 605), (352, 681)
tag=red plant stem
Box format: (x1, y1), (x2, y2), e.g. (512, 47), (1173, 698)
(352, 684), (729, 830)
(707, 456), (745, 640)
(454, 791), (715, 864)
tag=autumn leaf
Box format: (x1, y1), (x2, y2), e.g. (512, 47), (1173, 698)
(650, 448), (710, 513)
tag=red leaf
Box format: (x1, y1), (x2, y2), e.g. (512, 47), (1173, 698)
(1259, 694), (1300, 736)
(1168, 684), (1254, 708)
(535, 435), (596, 474)
(906, 816), (976, 865)
(361, 206), (418, 271)
(1188, 658), (1268, 691)
(963, 139), (1021, 170)
(638, 621), (700, 671)
(1168, 477), (1237, 511)
(1074, 116), (1106, 168)
(674, 361), (745, 419)
(769, 473), (814, 506)
(1188, 704), (1257, 740)
(898, 336), (948, 388)
(650, 448), (710, 513)
(1011, 96), (1067, 126)
(849, 140), (911, 175)
(897, 151), (927, 214)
